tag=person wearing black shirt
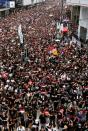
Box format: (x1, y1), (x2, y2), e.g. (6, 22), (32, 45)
(50, 111), (55, 125)
(3, 125), (9, 131)
(39, 113), (46, 127)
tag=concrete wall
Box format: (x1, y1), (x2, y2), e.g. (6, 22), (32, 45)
(78, 7), (88, 40)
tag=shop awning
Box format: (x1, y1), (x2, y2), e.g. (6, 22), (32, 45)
(0, 8), (10, 12)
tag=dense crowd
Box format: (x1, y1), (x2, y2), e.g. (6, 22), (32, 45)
(0, 0), (88, 131)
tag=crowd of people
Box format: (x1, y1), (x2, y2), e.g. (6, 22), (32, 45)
(0, 0), (88, 131)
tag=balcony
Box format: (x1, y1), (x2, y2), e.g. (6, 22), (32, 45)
(66, 0), (88, 7)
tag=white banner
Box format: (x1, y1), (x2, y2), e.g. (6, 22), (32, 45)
(18, 24), (24, 44)
(18, 24), (22, 36)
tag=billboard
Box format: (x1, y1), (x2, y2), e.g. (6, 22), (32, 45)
(0, 0), (9, 7)
(9, 1), (15, 8)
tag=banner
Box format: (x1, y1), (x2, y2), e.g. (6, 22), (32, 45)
(18, 24), (24, 45)
(18, 24), (22, 36)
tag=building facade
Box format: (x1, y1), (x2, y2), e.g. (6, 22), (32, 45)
(66, 0), (88, 41)
(0, 0), (45, 18)
(0, 0), (15, 18)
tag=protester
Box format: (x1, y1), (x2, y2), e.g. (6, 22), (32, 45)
(0, 0), (88, 131)
(17, 123), (25, 131)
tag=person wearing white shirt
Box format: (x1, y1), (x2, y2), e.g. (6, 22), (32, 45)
(17, 123), (25, 131)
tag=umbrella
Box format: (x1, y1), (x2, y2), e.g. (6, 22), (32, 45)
(52, 49), (59, 56)
(44, 111), (50, 116)
(62, 27), (68, 33)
